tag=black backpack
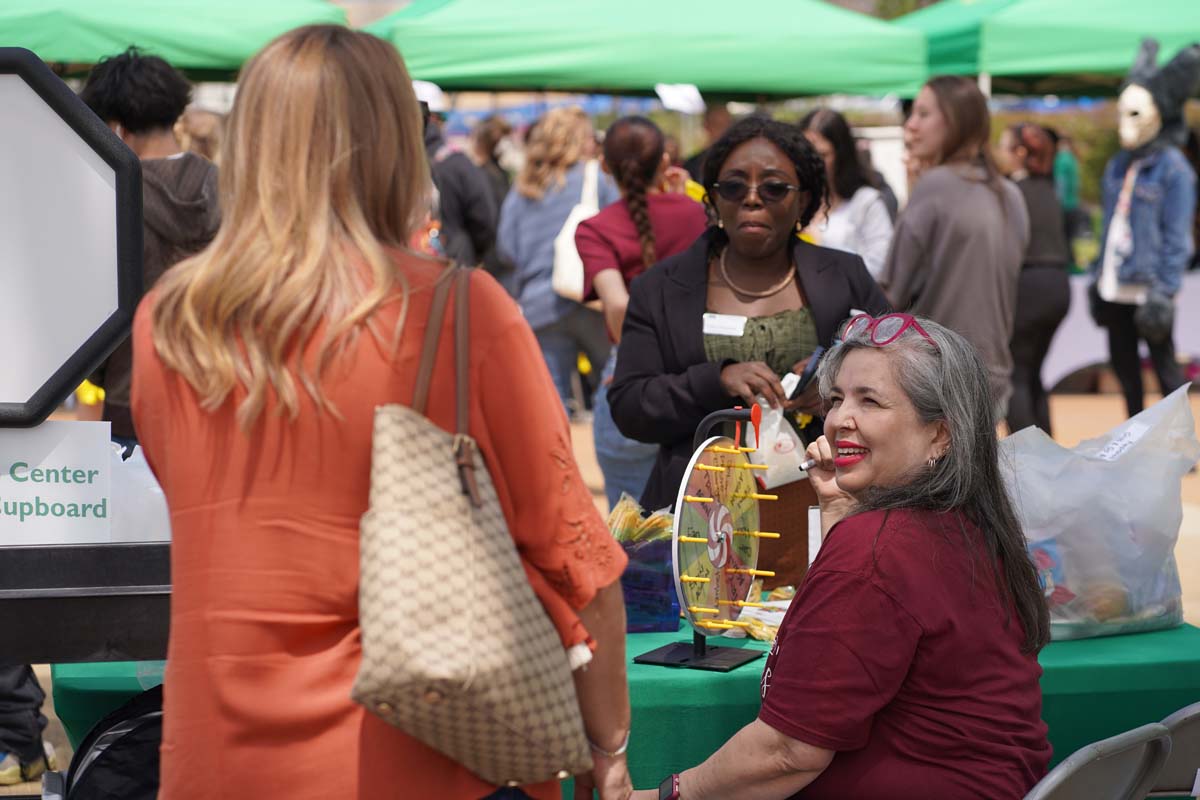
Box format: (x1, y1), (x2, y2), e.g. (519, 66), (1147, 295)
(50, 685), (161, 800)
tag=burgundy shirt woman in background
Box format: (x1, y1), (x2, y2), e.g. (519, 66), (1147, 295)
(632, 315), (1051, 800)
(575, 116), (708, 508)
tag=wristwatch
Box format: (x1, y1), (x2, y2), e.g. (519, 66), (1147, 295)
(657, 773), (681, 800)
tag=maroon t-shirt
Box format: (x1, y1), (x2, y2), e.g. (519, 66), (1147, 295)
(575, 192), (708, 303)
(759, 507), (1051, 800)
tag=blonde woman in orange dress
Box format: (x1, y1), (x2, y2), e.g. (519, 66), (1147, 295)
(132, 26), (632, 800)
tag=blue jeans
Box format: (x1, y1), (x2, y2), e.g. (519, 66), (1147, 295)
(593, 349), (658, 509)
(534, 307), (610, 416)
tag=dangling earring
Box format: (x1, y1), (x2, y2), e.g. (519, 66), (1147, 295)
(927, 456), (937, 468)
(795, 221), (803, 233)
(718, 219), (724, 229)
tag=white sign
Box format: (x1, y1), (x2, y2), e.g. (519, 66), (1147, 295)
(0, 420), (111, 545)
(654, 83), (706, 115)
(0, 75), (118, 402)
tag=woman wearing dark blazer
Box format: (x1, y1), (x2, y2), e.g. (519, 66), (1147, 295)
(609, 117), (889, 584)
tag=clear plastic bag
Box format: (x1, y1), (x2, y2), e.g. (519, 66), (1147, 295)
(999, 385), (1200, 640)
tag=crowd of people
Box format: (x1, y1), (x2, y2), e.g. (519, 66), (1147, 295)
(1, 20), (1197, 800)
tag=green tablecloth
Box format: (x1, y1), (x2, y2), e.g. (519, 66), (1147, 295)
(52, 624), (1200, 793)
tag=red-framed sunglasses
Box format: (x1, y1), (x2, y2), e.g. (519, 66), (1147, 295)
(839, 313), (939, 350)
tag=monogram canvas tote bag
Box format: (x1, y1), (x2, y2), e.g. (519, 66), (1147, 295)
(352, 266), (592, 787)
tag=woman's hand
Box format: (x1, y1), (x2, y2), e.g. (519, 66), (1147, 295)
(804, 436), (856, 534)
(662, 166), (690, 195)
(574, 753), (633, 800)
(720, 361), (786, 408)
(902, 149), (931, 193)
(783, 356), (823, 416)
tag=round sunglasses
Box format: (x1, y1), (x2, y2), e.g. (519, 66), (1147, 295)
(711, 178), (801, 205)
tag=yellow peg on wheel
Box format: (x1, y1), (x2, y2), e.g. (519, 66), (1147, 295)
(725, 567), (776, 577)
(683, 495), (714, 504)
(696, 464), (726, 473)
(737, 446), (756, 453)
(680, 576), (710, 584)
(732, 463), (769, 470)
(733, 492), (778, 501)
(732, 530), (781, 539)
(679, 536), (709, 544)
(706, 446), (741, 455)
(688, 605), (720, 615)
(718, 599), (766, 609)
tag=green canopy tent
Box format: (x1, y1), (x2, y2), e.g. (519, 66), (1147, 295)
(367, 0), (927, 97)
(980, 0), (1200, 94)
(894, 0), (1021, 77)
(0, 0), (346, 77)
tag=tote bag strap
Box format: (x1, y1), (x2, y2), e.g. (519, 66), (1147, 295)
(452, 268), (484, 507)
(411, 265), (458, 415)
(581, 159), (599, 207)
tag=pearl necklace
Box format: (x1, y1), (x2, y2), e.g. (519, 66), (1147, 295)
(718, 249), (796, 298)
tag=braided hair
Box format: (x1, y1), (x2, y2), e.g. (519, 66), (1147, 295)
(603, 116), (665, 269)
(701, 115), (828, 258)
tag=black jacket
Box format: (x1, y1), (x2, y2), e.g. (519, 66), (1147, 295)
(608, 230), (890, 511)
(424, 126), (498, 266)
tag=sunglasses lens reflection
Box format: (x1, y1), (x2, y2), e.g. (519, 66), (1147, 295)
(844, 317), (870, 338)
(715, 180), (748, 203)
(874, 316), (905, 341)
(758, 182), (793, 203)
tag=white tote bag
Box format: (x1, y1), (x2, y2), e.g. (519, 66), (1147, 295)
(551, 159), (600, 302)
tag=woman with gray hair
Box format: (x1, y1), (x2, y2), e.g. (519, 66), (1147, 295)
(635, 313), (1050, 800)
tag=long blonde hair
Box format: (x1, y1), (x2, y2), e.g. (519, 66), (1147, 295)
(151, 26), (429, 431)
(515, 106), (593, 200)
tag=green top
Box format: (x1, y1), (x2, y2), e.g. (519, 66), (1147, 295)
(703, 308), (818, 379)
(368, 0), (926, 96)
(1054, 149), (1080, 211)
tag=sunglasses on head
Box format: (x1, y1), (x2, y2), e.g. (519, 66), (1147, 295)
(839, 313), (939, 350)
(711, 178), (801, 205)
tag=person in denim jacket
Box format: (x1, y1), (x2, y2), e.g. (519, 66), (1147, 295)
(1091, 39), (1200, 416)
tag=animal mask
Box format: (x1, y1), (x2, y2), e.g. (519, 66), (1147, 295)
(1121, 38), (1200, 151)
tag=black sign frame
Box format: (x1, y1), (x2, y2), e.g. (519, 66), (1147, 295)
(0, 47), (142, 427)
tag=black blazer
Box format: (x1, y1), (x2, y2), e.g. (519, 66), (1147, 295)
(608, 230), (891, 511)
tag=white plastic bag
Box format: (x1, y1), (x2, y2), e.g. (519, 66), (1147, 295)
(999, 385), (1200, 640)
(109, 444), (171, 543)
(744, 398), (808, 490)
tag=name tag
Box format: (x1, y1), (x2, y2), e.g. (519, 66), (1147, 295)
(703, 313), (747, 337)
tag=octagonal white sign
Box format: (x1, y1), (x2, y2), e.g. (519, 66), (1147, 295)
(0, 49), (142, 427)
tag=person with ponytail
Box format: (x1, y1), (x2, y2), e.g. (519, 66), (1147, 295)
(575, 116), (707, 507)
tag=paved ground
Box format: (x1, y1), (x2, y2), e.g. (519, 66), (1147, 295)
(6, 392), (1194, 793)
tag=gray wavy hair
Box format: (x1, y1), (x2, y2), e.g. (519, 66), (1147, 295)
(815, 315), (1050, 652)
(817, 316), (992, 510)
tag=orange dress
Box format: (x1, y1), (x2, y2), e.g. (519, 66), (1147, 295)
(131, 257), (627, 800)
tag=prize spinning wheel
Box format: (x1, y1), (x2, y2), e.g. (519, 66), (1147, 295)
(635, 405), (779, 672)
